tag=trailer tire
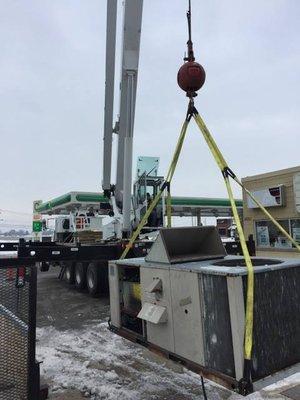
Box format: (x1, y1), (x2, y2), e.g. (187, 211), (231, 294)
(86, 262), (100, 297)
(64, 262), (75, 285)
(74, 262), (87, 290)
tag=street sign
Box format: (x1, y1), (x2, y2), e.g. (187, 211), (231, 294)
(33, 214), (42, 221)
(32, 221), (42, 232)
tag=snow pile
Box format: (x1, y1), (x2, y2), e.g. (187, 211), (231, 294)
(36, 322), (228, 400)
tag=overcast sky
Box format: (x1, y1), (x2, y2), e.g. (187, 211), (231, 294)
(0, 0), (299, 225)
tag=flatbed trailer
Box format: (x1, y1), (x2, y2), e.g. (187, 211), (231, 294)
(0, 238), (152, 296)
(0, 241), (19, 252)
(0, 237), (255, 297)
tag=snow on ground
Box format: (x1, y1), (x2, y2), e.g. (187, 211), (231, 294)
(253, 372), (300, 399)
(36, 321), (230, 400)
(263, 372), (300, 392)
(239, 372), (300, 400)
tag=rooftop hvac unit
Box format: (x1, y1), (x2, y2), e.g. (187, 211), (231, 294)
(109, 227), (300, 392)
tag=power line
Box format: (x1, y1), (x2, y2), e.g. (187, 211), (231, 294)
(0, 223), (31, 228)
(0, 208), (32, 216)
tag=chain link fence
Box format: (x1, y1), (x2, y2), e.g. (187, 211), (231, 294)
(0, 264), (39, 400)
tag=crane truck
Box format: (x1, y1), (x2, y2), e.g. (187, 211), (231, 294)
(0, 0), (251, 297)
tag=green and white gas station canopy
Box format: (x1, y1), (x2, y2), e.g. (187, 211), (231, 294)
(34, 191), (243, 218)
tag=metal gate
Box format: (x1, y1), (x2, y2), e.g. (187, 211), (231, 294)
(0, 263), (39, 400)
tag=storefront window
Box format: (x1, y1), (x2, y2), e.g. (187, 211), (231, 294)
(290, 219), (300, 244)
(255, 220), (291, 248)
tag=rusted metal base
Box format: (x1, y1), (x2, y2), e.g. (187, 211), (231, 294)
(109, 325), (240, 393)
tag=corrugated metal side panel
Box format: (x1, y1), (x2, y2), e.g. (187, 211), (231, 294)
(243, 266), (300, 380)
(202, 275), (235, 377)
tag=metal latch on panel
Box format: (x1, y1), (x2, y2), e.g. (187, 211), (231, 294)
(137, 302), (167, 324)
(146, 278), (162, 293)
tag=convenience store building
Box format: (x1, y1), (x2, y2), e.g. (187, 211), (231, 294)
(242, 166), (300, 257)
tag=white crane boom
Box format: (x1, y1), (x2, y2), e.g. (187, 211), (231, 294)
(102, 0), (117, 193)
(103, 0), (143, 236)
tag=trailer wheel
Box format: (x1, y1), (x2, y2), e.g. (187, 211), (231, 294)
(74, 262), (87, 290)
(86, 263), (100, 297)
(64, 262), (75, 284)
(40, 262), (50, 272)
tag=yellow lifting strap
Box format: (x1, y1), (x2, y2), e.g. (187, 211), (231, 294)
(193, 112), (228, 171)
(193, 109), (300, 360)
(193, 111), (254, 360)
(166, 119), (189, 182)
(120, 187), (163, 260)
(224, 176), (254, 360)
(193, 111), (300, 252)
(120, 119), (190, 260)
(164, 116), (192, 228)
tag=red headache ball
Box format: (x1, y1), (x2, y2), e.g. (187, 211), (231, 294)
(177, 61), (206, 95)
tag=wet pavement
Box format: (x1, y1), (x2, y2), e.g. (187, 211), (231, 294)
(36, 268), (110, 330)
